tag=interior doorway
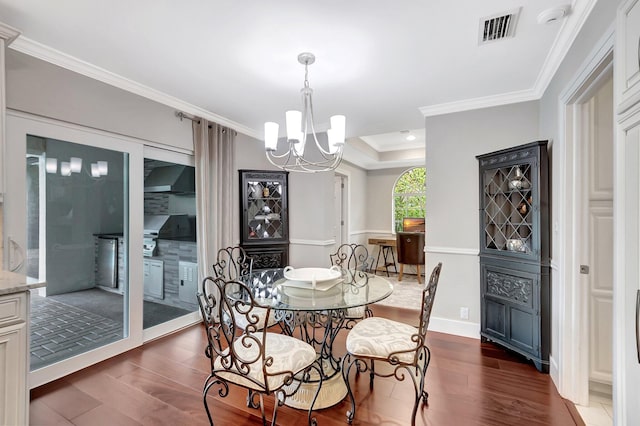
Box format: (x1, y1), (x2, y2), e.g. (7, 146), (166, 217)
(559, 41), (614, 420)
(580, 72), (614, 399)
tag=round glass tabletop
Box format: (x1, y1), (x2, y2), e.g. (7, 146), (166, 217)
(244, 268), (393, 311)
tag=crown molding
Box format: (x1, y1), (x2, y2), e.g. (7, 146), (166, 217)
(0, 22), (20, 45)
(9, 36), (260, 139)
(419, 0), (598, 118)
(419, 89), (539, 117)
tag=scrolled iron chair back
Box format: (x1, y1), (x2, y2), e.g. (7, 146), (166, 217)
(382, 262), (442, 366)
(198, 276), (287, 393)
(418, 262), (442, 344)
(197, 276), (223, 368)
(212, 246), (253, 281)
(330, 243), (370, 271)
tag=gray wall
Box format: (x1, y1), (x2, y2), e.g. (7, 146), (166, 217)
(424, 101), (540, 328)
(366, 167), (408, 235)
(6, 50), (192, 149)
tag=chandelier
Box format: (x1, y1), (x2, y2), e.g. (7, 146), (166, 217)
(264, 52), (346, 173)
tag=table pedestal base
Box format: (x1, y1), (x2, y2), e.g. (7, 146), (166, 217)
(284, 372), (347, 410)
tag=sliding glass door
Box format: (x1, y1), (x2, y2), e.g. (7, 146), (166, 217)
(26, 135), (130, 371)
(5, 112), (144, 387)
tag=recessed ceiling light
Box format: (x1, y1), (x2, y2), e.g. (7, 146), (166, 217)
(400, 130), (417, 141)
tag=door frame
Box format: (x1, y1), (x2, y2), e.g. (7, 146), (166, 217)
(334, 167), (351, 245)
(333, 172), (348, 247)
(556, 29), (614, 405)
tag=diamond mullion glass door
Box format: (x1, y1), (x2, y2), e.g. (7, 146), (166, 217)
(241, 171), (289, 245)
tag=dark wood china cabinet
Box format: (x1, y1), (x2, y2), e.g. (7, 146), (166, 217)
(239, 170), (289, 269)
(476, 141), (550, 373)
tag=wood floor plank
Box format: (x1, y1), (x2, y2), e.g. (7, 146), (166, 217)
(29, 399), (75, 426)
(70, 404), (142, 426)
(30, 303), (581, 425)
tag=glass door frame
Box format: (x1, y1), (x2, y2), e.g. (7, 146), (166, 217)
(6, 110), (145, 388)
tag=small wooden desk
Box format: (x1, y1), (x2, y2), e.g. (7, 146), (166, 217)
(368, 238), (397, 276)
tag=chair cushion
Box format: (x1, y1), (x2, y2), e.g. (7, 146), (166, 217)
(346, 317), (419, 363)
(233, 306), (278, 330)
(345, 305), (366, 319)
(214, 332), (316, 391)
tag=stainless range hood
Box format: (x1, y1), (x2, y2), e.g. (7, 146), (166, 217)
(144, 165), (195, 193)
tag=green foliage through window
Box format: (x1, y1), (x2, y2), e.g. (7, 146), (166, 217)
(393, 168), (426, 232)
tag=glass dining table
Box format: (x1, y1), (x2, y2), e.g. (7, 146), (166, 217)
(243, 268), (393, 410)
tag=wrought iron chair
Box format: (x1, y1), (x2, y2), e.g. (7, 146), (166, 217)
(341, 262), (443, 426)
(197, 276), (321, 425)
(329, 243), (375, 322)
(212, 246), (277, 330)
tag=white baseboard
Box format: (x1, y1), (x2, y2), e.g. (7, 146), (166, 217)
(550, 355), (560, 390)
(428, 316), (480, 339)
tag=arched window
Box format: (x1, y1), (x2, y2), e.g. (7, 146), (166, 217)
(393, 167), (426, 232)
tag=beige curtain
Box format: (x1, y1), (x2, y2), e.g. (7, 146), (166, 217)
(193, 118), (236, 285)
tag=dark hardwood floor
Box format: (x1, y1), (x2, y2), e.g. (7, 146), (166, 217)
(29, 305), (583, 425)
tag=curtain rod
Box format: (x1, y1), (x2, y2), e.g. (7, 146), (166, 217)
(175, 111), (238, 135)
(175, 111), (200, 123)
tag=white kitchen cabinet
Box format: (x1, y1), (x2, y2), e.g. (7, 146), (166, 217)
(143, 259), (164, 299)
(617, 0), (640, 113)
(0, 291), (28, 426)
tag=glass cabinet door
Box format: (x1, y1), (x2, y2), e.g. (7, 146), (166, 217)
(482, 162), (534, 255)
(240, 170), (288, 244)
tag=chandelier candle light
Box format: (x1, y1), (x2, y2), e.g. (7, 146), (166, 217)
(264, 52), (346, 173)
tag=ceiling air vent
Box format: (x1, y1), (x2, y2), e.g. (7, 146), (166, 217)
(479, 8), (521, 45)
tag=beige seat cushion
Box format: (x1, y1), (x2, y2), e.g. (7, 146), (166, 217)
(346, 317), (419, 363)
(345, 305), (366, 319)
(214, 332), (316, 390)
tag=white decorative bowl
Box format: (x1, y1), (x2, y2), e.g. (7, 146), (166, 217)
(283, 266), (342, 290)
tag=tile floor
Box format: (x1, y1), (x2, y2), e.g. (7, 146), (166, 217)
(575, 393), (613, 426)
(30, 294), (123, 370)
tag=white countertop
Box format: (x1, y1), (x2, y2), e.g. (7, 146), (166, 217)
(0, 270), (46, 295)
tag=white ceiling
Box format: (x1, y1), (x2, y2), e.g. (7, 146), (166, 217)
(0, 0), (595, 165)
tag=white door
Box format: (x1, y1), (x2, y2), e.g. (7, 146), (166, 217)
(615, 106), (640, 425)
(584, 77), (614, 393)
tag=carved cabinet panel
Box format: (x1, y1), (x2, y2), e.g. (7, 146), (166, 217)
(477, 142), (550, 373)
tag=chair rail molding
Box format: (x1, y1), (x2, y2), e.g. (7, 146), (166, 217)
(289, 238), (335, 247)
(425, 246), (478, 256)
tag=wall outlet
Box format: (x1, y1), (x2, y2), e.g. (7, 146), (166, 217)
(459, 307), (469, 320)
